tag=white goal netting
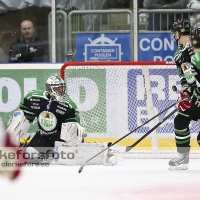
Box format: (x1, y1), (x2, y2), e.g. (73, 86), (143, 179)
(61, 61), (200, 158)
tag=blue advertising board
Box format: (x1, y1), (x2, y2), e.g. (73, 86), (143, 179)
(139, 32), (177, 61)
(76, 33), (130, 61)
(76, 32), (177, 61)
(127, 68), (199, 134)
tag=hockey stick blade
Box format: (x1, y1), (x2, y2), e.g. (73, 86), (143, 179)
(126, 108), (178, 152)
(78, 145), (111, 173)
(78, 165), (84, 173)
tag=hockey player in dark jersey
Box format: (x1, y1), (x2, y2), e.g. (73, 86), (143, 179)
(187, 28), (200, 145)
(6, 75), (119, 165)
(169, 19), (193, 170)
(168, 22), (200, 170)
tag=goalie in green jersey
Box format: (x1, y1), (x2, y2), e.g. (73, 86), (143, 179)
(6, 74), (119, 166)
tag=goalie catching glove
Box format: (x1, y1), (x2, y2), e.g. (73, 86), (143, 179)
(60, 122), (87, 146)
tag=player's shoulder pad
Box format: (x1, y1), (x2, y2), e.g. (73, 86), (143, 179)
(191, 52), (200, 69)
(174, 46), (182, 54)
(64, 94), (78, 110)
(174, 47), (182, 62)
(25, 89), (49, 100)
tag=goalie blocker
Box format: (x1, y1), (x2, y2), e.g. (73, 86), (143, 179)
(54, 141), (120, 166)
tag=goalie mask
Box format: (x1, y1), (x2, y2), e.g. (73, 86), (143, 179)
(45, 75), (66, 102)
(171, 19), (190, 41)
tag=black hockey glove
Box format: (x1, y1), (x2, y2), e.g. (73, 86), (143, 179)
(192, 87), (200, 107)
(181, 84), (193, 97)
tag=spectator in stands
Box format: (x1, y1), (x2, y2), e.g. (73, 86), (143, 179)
(9, 20), (44, 63)
(117, 0), (130, 8)
(0, 25), (16, 63)
(118, 0), (145, 9)
(139, 0), (145, 8)
(0, 34), (11, 63)
(143, 0), (149, 7)
(187, 0), (200, 27)
(146, 0), (189, 30)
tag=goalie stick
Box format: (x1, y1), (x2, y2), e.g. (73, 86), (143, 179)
(78, 95), (189, 173)
(125, 108), (178, 152)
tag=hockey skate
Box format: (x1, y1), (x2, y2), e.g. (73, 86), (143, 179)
(106, 154), (121, 166)
(168, 153), (189, 171)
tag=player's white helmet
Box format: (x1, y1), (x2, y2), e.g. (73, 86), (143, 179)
(45, 75), (66, 102)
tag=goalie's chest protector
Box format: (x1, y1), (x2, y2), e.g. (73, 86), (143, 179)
(30, 98), (70, 135)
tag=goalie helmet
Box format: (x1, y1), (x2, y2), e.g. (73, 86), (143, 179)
(45, 75), (66, 102)
(189, 28), (200, 48)
(171, 19), (190, 41)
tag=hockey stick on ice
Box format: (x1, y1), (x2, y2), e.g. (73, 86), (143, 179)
(125, 108), (178, 152)
(78, 99), (184, 173)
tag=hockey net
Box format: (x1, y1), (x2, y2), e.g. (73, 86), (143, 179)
(61, 61), (200, 158)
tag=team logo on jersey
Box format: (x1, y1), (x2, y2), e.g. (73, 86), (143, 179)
(38, 111), (57, 131)
(182, 64), (188, 71)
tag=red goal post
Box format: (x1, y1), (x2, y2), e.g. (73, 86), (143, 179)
(61, 61), (200, 158)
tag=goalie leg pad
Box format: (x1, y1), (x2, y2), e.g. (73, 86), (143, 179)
(6, 110), (30, 146)
(54, 141), (120, 166)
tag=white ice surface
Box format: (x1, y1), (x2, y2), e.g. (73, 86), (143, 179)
(1, 159), (200, 200)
